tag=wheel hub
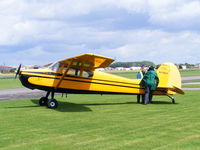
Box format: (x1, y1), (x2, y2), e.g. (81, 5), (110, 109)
(50, 102), (55, 107)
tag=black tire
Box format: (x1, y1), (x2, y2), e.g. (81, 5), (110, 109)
(47, 99), (58, 109)
(39, 97), (48, 106)
(172, 98), (175, 104)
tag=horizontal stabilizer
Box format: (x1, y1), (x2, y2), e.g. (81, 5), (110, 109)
(171, 86), (185, 95)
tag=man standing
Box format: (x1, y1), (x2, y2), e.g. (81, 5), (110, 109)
(136, 65), (147, 103)
(141, 66), (159, 104)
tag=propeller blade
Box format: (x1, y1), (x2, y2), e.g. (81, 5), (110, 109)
(15, 64), (22, 79)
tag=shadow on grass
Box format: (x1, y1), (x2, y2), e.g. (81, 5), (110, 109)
(30, 100), (137, 112)
(79, 101), (137, 106)
(5, 99), (177, 112)
(31, 99), (92, 112)
(151, 101), (179, 105)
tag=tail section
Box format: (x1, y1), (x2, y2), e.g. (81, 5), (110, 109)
(157, 63), (184, 95)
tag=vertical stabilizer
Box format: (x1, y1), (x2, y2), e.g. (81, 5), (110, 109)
(157, 63), (184, 94)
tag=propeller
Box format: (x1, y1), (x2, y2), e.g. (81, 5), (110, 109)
(15, 64), (22, 79)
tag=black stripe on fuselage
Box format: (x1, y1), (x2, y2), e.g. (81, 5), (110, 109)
(22, 71), (140, 87)
(20, 74), (167, 95)
(21, 73), (143, 90)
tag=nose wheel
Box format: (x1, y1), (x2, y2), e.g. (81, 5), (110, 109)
(39, 91), (58, 109)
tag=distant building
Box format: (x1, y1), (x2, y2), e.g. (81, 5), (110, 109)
(181, 65), (187, 70)
(194, 64), (200, 68)
(130, 66), (141, 70)
(0, 65), (13, 73)
(96, 68), (105, 71)
(115, 67), (124, 71)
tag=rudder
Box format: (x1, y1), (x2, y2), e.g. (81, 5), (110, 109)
(157, 63), (184, 95)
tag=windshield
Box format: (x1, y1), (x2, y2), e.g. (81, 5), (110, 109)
(49, 62), (61, 72)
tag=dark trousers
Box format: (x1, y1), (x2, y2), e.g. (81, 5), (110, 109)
(137, 94), (145, 104)
(144, 87), (153, 104)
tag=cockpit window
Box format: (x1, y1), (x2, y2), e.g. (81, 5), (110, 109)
(49, 62), (61, 72)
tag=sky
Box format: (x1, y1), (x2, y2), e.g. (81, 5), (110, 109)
(1, 0), (200, 65)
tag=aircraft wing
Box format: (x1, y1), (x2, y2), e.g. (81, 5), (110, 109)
(60, 53), (115, 69)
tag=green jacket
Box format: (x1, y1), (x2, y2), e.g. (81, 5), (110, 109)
(141, 70), (159, 91)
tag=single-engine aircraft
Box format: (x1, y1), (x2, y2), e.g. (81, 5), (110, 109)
(16, 53), (184, 109)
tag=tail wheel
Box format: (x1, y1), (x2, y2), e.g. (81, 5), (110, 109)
(172, 98), (175, 104)
(167, 95), (175, 104)
(39, 97), (48, 106)
(47, 99), (58, 109)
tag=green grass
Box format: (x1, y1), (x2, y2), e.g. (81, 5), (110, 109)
(110, 72), (137, 79)
(182, 84), (200, 88)
(109, 69), (200, 79)
(0, 74), (15, 79)
(180, 69), (200, 77)
(0, 91), (200, 150)
(0, 79), (23, 89)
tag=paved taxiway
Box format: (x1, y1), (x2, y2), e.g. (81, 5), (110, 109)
(0, 88), (46, 101)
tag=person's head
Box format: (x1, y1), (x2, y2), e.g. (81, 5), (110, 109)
(148, 66), (155, 71)
(141, 65), (147, 73)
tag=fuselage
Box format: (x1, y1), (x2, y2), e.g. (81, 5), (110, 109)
(19, 69), (169, 95)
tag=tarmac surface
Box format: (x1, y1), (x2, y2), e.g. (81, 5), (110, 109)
(182, 88), (200, 90)
(0, 88), (47, 101)
(0, 76), (200, 101)
(181, 76), (200, 90)
(182, 76), (200, 81)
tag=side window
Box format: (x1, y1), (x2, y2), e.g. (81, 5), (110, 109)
(67, 68), (80, 76)
(82, 70), (93, 77)
(63, 66), (93, 78)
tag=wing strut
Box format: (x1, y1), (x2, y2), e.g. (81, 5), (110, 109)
(55, 60), (74, 89)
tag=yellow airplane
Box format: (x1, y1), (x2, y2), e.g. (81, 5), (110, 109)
(16, 53), (184, 109)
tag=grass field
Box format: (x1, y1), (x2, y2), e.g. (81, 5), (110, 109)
(182, 84), (200, 88)
(0, 91), (200, 150)
(110, 72), (137, 79)
(113, 69), (200, 78)
(0, 79), (23, 90)
(180, 69), (200, 77)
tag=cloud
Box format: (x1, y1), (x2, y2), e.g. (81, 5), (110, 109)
(0, 0), (200, 65)
(101, 30), (200, 64)
(148, 0), (200, 29)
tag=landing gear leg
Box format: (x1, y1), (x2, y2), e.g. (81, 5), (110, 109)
(167, 95), (175, 104)
(39, 91), (58, 108)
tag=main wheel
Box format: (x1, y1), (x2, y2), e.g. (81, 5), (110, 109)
(47, 99), (58, 109)
(39, 97), (48, 106)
